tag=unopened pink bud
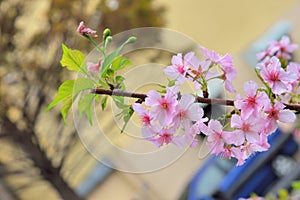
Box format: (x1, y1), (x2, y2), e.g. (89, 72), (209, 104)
(77, 21), (98, 38)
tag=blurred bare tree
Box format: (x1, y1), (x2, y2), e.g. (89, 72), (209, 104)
(0, 0), (165, 199)
(97, 0), (166, 34)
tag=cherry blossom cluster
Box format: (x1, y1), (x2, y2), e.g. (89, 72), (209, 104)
(164, 46), (237, 94)
(134, 35), (299, 165)
(133, 87), (208, 147)
(74, 21), (299, 165)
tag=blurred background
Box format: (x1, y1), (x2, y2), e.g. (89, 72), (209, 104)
(1, 0), (300, 199)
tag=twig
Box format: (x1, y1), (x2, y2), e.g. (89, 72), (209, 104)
(91, 88), (300, 112)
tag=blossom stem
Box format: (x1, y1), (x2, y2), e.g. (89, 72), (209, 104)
(90, 88), (300, 112)
(85, 35), (105, 56)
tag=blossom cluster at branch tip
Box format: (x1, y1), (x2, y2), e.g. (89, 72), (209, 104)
(131, 35), (299, 166)
(164, 46), (237, 94)
(257, 35), (298, 61)
(77, 21), (98, 38)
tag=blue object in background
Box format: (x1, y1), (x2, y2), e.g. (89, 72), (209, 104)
(185, 129), (298, 200)
(76, 162), (113, 197)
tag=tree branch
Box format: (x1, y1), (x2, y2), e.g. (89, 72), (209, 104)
(91, 88), (300, 112)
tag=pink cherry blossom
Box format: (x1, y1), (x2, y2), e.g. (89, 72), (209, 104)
(256, 56), (272, 70)
(221, 146), (245, 165)
(177, 112), (208, 147)
(77, 21), (98, 37)
(222, 65), (237, 93)
(241, 132), (270, 154)
(149, 127), (176, 147)
(286, 62), (300, 91)
(199, 46), (221, 63)
(87, 60), (102, 75)
(255, 133), (270, 151)
(145, 89), (178, 126)
(187, 59), (216, 90)
(132, 103), (152, 127)
(199, 46), (234, 69)
(172, 127), (198, 147)
(200, 46), (236, 92)
(231, 114), (263, 143)
(256, 41), (279, 61)
(199, 46), (234, 67)
(172, 94), (203, 128)
(260, 56), (296, 94)
(240, 143), (258, 160)
(222, 130), (245, 146)
(274, 35), (298, 60)
(164, 52), (194, 85)
(256, 35), (297, 60)
(234, 81), (269, 119)
(132, 103), (156, 139)
(263, 100), (296, 133)
(201, 119), (227, 155)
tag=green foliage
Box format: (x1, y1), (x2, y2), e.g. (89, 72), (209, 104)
(60, 44), (86, 73)
(46, 80), (75, 112)
(111, 56), (131, 71)
(46, 79), (74, 123)
(101, 96), (108, 110)
(115, 75), (126, 90)
(112, 96), (134, 133)
(121, 107), (134, 133)
(292, 180), (300, 191)
(101, 37), (136, 78)
(46, 78), (96, 123)
(78, 93), (96, 125)
(278, 189), (289, 200)
(73, 78), (95, 94)
(49, 27), (137, 132)
(60, 96), (73, 124)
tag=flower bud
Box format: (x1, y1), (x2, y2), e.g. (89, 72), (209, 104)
(106, 36), (113, 44)
(127, 36), (137, 43)
(103, 28), (111, 41)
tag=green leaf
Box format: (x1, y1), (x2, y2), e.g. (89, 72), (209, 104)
(115, 75), (125, 90)
(101, 96), (108, 110)
(121, 107), (134, 133)
(60, 44), (85, 72)
(78, 93), (95, 125)
(101, 49), (122, 77)
(61, 96), (73, 124)
(112, 96), (127, 109)
(47, 77), (96, 124)
(97, 78), (108, 88)
(115, 75), (125, 83)
(73, 78), (95, 95)
(111, 56), (131, 71)
(46, 80), (75, 111)
(106, 68), (115, 77)
(101, 37), (135, 78)
(95, 94), (100, 102)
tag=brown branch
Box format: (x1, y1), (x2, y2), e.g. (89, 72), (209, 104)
(91, 88), (300, 112)
(91, 88), (147, 100)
